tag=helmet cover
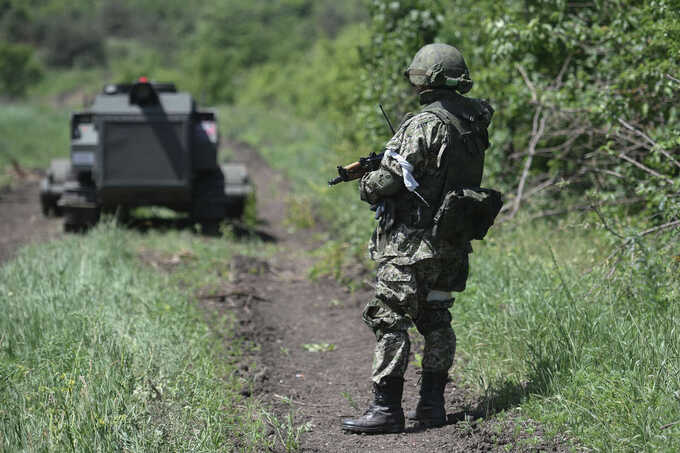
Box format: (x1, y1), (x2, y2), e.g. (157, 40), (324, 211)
(405, 43), (473, 94)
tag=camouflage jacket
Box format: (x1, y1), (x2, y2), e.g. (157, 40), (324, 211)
(359, 91), (492, 265)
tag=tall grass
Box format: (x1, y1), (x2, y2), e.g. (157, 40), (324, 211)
(453, 223), (680, 451)
(0, 222), (277, 452)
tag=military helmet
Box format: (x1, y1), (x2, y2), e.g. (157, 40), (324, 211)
(404, 43), (473, 94)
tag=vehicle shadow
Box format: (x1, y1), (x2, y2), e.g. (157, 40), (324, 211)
(121, 216), (278, 242)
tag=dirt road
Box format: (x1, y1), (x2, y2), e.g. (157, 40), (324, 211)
(0, 179), (61, 263)
(224, 142), (569, 453)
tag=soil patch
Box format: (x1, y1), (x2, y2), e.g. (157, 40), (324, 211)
(218, 142), (573, 452)
(0, 179), (62, 264)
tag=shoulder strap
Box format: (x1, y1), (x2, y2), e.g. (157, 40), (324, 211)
(421, 106), (470, 140)
(421, 106), (476, 173)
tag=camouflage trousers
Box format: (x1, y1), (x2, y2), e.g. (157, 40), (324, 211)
(362, 256), (467, 384)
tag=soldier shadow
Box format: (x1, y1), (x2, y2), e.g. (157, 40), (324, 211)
(406, 356), (564, 433)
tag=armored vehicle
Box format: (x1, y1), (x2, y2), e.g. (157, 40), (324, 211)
(40, 79), (251, 231)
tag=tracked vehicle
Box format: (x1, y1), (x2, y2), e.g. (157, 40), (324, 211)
(40, 79), (251, 231)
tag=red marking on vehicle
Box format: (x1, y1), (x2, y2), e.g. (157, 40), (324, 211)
(201, 121), (218, 142)
(139, 76), (149, 83)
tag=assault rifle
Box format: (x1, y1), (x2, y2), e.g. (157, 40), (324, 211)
(327, 105), (395, 186)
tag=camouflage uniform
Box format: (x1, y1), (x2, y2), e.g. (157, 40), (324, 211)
(359, 90), (492, 384)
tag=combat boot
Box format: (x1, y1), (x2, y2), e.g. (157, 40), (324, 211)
(341, 377), (405, 434)
(406, 371), (448, 427)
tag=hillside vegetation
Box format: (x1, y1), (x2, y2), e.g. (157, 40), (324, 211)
(1, 0), (679, 451)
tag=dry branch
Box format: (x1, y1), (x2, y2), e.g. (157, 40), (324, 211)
(509, 108), (548, 218)
(591, 203), (624, 240)
(516, 64), (538, 104)
(603, 218), (679, 278)
(618, 118), (680, 169)
(639, 219), (680, 237)
(551, 54), (573, 89)
(616, 152), (674, 184)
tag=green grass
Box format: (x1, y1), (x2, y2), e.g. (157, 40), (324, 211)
(454, 222), (680, 451)
(28, 68), (106, 102)
(224, 104), (680, 451)
(0, 221), (303, 452)
(0, 103), (70, 185)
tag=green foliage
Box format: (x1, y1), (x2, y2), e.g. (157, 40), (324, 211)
(28, 68), (104, 101)
(184, 0), (365, 103)
(353, 0), (444, 149)
(437, 0), (680, 225)
(0, 0), (38, 42)
(0, 42), (42, 97)
(107, 39), (189, 90)
(40, 9), (107, 67)
(0, 0), (200, 68)
(238, 25), (368, 123)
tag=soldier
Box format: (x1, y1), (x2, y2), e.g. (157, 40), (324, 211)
(341, 43), (494, 434)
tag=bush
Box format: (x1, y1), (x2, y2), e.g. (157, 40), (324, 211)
(0, 42), (42, 98)
(437, 0), (680, 225)
(40, 11), (107, 67)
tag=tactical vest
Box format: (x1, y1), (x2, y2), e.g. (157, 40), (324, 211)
(423, 94), (502, 242)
